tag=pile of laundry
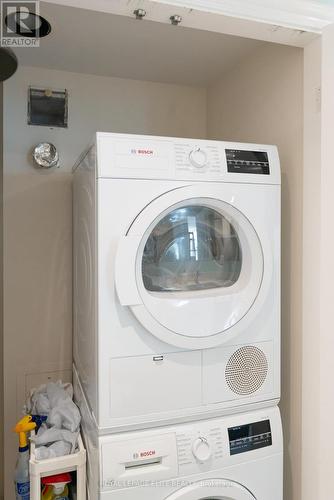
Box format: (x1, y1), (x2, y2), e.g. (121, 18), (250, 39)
(25, 381), (81, 460)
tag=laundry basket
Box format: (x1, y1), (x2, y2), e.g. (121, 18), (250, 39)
(29, 431), (86, 500)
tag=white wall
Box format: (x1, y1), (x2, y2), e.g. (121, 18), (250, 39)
(207, 43), (304, 500)
(3, 66), (206, 499)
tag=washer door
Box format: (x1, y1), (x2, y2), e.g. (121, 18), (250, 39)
(116, 185), (268, 349)
(165, 479), (256, 500)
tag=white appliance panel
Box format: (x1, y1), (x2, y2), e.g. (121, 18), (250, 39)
(73, 132), (281, 431)
(109, 351), (202, 417)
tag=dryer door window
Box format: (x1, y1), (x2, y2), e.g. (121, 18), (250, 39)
(142, 205), (242, 293)
(135, 198), (263, 342)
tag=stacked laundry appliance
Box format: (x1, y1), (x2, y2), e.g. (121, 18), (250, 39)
(73, 132), (282, 500)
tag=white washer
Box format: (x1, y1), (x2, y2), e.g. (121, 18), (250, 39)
(73, 132), (281, 432)
(76, 383), (282, 500)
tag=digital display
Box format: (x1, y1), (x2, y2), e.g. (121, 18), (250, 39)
(228, 419), (272, 455)
(226, 149), (270, 175)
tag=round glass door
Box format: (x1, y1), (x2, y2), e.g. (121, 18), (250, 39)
(115, 184), (268, 349)
(142, 205), (242, 293)
(135, 197), (263, 340)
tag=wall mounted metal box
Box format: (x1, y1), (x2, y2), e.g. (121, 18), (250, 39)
(28, 87), (68, 127)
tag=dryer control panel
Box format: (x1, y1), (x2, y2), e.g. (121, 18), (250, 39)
(94, 132), (281, 185)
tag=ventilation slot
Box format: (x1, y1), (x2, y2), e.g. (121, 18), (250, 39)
(225, 346), (268, 396)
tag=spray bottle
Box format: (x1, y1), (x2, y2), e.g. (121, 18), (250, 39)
(13, 415), (36, 500)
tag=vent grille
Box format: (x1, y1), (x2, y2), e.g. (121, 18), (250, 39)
(225, 346), (268, 396)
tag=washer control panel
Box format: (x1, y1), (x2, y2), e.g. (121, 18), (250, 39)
(100, 407), (281, 491)
(226, 149), (270, 175)
(174, 143), (221, 174)
(228, 419), (272, 456)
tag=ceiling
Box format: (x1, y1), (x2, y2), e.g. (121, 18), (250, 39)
(13, 2), (266, 87)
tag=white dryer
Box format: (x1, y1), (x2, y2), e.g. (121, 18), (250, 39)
(73, 132), (281, 432)
(75, 384), (283, 500)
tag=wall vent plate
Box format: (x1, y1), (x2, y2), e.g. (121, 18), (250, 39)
(28, 87), (68, 127)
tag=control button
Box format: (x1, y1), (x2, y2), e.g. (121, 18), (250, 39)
(189, 148), (208, 169)
(192, 436), (212, 462)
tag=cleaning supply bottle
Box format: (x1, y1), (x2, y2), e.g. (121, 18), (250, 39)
(41, 473), (71, 500)
(13, 415), (36, 500)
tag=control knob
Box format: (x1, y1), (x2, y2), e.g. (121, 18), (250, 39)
(189, 147), (208, 169)
(192, 436), (212, 462)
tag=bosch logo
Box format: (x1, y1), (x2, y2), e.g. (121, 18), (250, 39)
(132, 450), (156, 459)
(130, 149), (154, 155)
(140, 450), (156, 457)
(138, 149), (153, 155)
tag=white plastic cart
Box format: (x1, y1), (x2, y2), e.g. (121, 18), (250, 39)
(29, 432), (86, 500)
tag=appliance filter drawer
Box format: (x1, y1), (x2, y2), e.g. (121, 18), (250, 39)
(101, 433), (178, 489)
(109, 351), (202, 417)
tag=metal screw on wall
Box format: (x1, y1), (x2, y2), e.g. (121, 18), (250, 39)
(170, 14), (182, 25)
(134, 9), (147, 20)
